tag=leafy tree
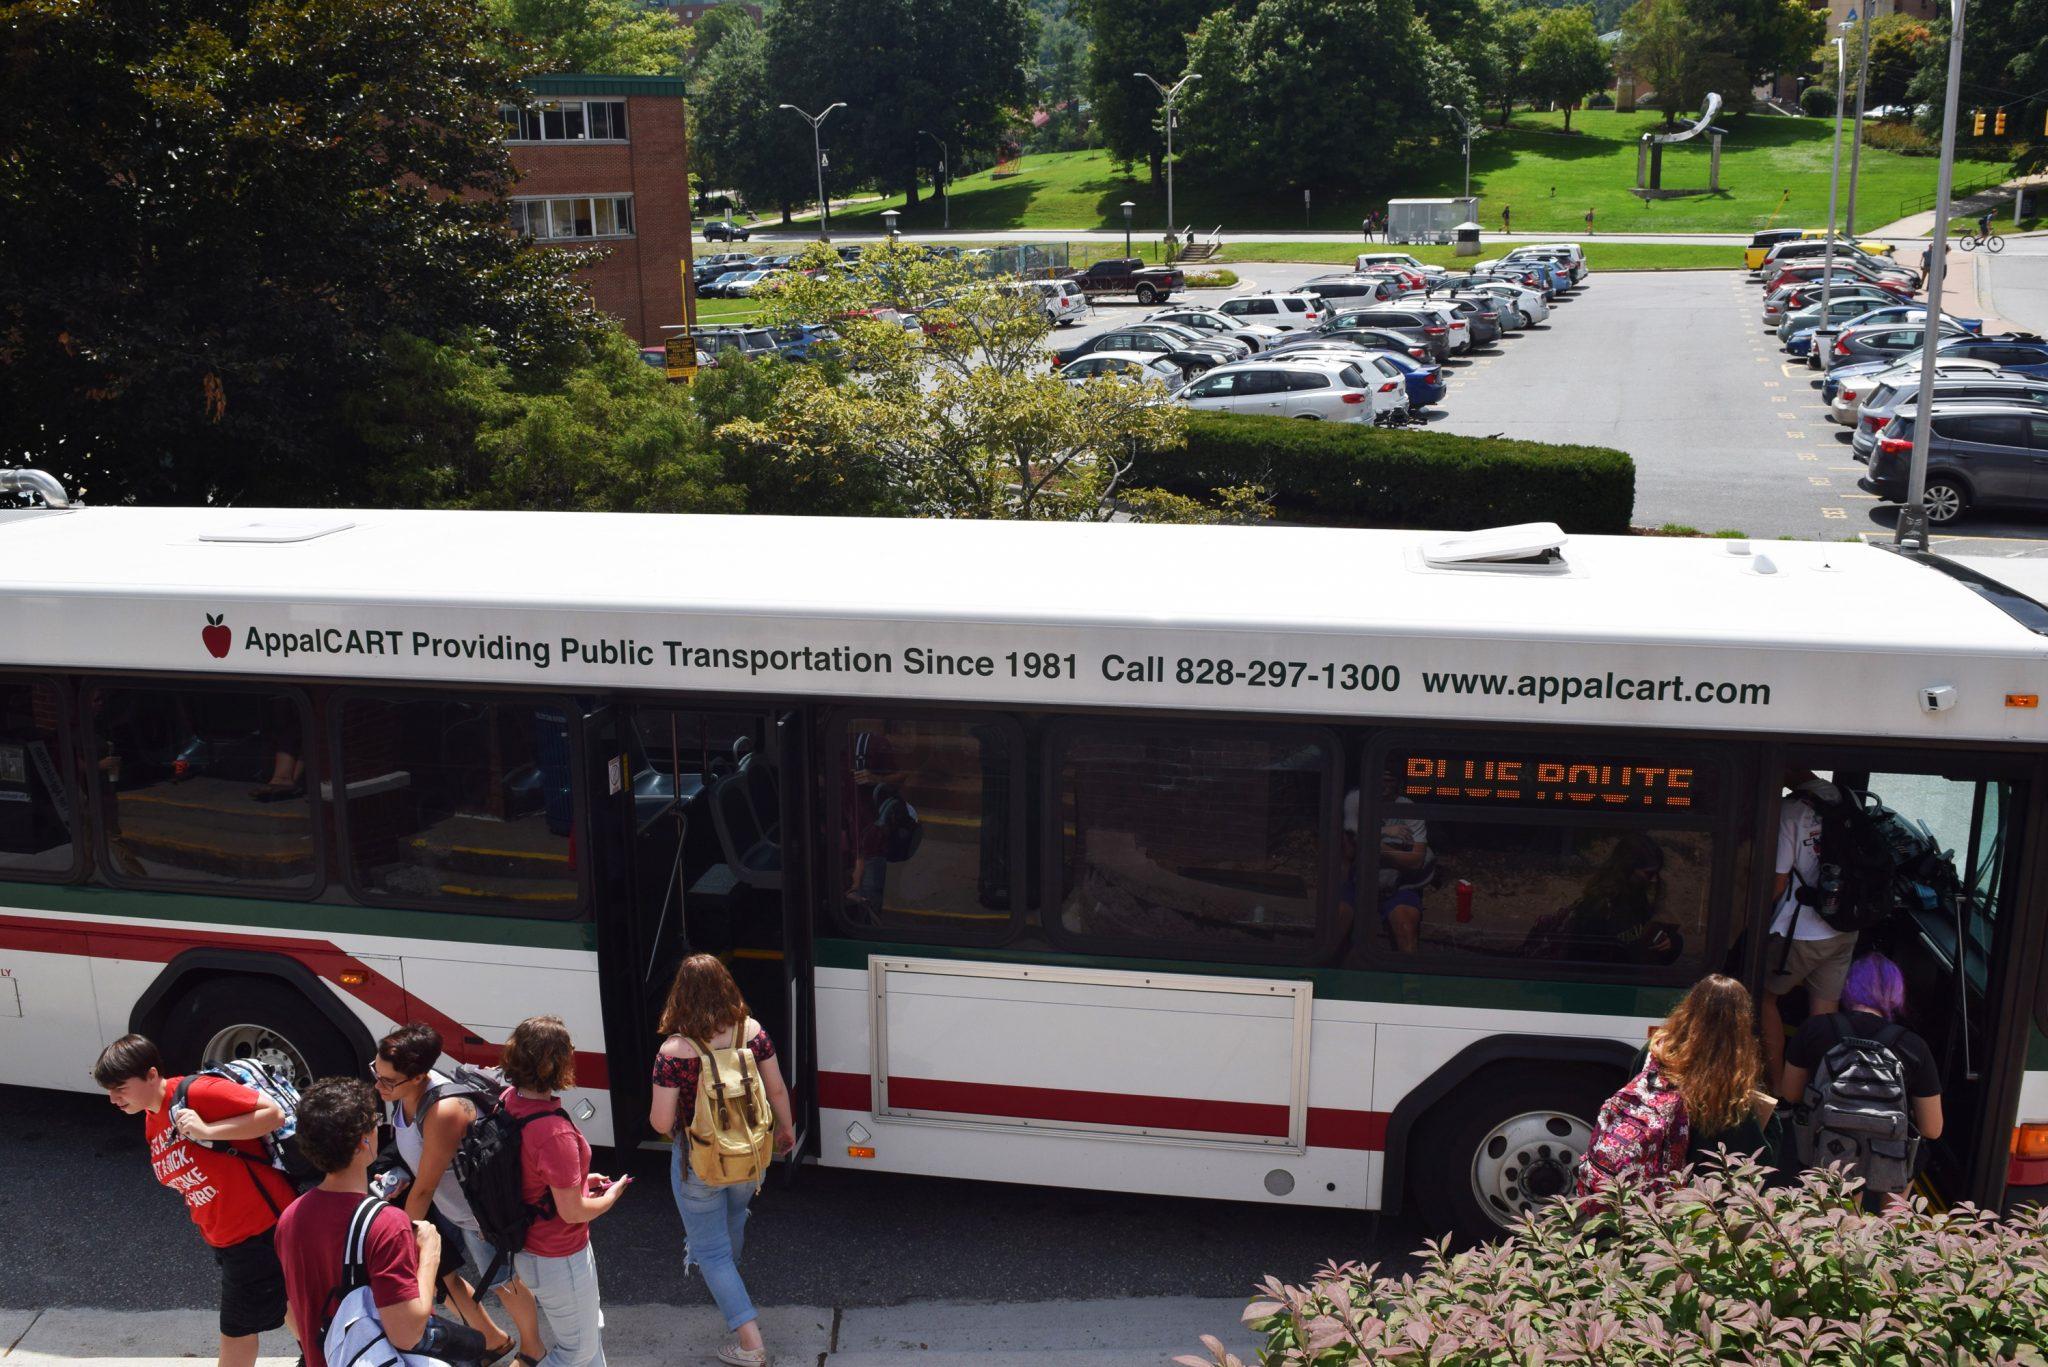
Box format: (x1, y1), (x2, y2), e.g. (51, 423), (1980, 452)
(1082, 0), (1216, 182)
(1620, 0), (1818, 123)
(1521, 6), (1609, 129)
(487, 0), (691, 75)
(684, 1), (755, 68)
(0, 0), (601, 506)
(721, 243), (1233, 522)
(1030, 0), (1092, 109)
(1909, 0), (2045, 176)
(1483, 0), (1544, 125)
(1181, 0), (1472, 194)
(691, 17), (814, 220)
(1858, 14), (1935, 113)
(1617, 0), (1704, 125)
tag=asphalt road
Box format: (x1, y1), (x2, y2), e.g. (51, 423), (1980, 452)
(0, 1084), (1412, 1313)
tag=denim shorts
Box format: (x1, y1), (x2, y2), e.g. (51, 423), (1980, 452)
(459, 1224), (515, 1293)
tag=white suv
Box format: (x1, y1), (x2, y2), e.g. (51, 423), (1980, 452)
(1217, 292), (1328, 333)
(1146, 305), (1283, 351)
(1172, 355), (1404, 422)
(1005, 279), (1089, 327)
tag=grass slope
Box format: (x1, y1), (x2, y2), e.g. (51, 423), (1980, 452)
(825, 111), (2007, 235)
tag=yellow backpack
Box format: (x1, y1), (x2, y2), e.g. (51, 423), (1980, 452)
(681, 1024), (773, 1187)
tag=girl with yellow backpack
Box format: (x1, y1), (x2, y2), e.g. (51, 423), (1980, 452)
(648, 955), (796, 1367)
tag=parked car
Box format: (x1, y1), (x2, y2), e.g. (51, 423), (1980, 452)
(699, 269), (752, 297)
(1767, 286), (1895, 330)
(1433, 294), (1502, 347)
(1863, 404), (2048, 524)
(1744, 228), (1807, 271)
(1396, 299), (1473, 353)
(1274, 326), (1429, 363)
(1824, 319), (1971, 370)
(1928, 334), (2048, 379)
(1324, 307), (1452, 362)
(770, 323), (838, 361)
(701, 218), (752, 242)
(1146, 305), (1283, 351)
(1051, 325), (1234, 376)
(726, 269), (788, 297)
(1059, 351), (1187, 386)
(1217, 291), (1329, 332)
(1764, 258), (1917, 298)
(1003, 279), (1089, 327)
(1467, 279), (1548, 325)
(1504, 243), (1587, 284)
(1851, 377), (2048, 459)
(1056, 257), (1184, 303)
(1171, 356), (1405, 422)
(1757, 237), (1897, 276)
(1824, 355), (2009, 421)
(1264, 340), (1447, 409)
(694, 326), (782, 361)
(1353, 252), (1439, 287)
(1304, 274), (1399, 309)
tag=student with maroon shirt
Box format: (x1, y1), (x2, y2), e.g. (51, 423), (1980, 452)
(275, 1077), (456, 1367)
(500, 1016), (628, 1367)
(94, 1035), (296, 1367)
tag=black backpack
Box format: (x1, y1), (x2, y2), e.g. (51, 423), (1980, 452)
(871, 784), (924, 863)
(1794, 1014), (1919, 1195)
(449, 1089), (564, 1290)
(1789, 786), (1957, 937)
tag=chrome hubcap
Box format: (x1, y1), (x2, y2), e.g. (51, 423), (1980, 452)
(203, 1024), (312, 1090)
(1470, 1110), (1591, 1228)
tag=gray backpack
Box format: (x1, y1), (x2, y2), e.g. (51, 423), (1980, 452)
(1795, 1015), (1919, 1195)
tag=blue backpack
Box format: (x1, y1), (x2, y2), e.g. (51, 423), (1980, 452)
(171, 1057), (319, 1191)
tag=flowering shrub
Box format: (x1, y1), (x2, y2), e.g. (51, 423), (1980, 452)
(1180, 1155), (2048, 1366)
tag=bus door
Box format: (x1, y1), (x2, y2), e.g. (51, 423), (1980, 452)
(1778, 749), (2038, 1208)
(591, 705), (806, 1154)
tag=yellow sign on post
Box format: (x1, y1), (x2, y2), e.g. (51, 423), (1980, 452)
(664, 336), (699, 385)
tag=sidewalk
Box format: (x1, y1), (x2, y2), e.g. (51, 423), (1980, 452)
(0, 1298), (1262, 1367)
(1864, 174), (2048, 240)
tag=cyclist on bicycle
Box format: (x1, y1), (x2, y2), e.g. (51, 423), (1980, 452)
(1978, 211), (1993, 240)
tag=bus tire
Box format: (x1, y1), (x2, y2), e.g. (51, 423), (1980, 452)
(160, 976), (359, 1092)
(1408, 1064), (1613, 1245)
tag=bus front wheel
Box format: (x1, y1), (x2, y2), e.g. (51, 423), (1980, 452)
(161, 977), (359, 1092)
(1408, 1066), (1614, 1245)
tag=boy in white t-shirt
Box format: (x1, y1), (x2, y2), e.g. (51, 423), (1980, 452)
(1762, 771), (1858, 1084)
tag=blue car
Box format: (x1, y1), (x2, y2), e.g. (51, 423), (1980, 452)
(1378, 350), (1447, 408)
(1786, 327), (1820, 359)
(1931, 334), (2048, 378)
(771, 323), (838, 361)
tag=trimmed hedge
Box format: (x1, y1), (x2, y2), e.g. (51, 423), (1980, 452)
(1134, 412), (1635, 534)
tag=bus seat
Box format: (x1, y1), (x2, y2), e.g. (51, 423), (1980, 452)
(709, 770), (781, 890)
(738, 751), (781, 842)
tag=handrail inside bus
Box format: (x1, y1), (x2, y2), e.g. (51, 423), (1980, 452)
(1877, 543), (2048, 638)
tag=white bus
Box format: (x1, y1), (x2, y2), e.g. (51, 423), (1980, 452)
(3, 484), (2046, 1240)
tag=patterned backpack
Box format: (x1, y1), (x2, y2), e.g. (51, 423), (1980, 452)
(1574, 1058), (1690, 1213)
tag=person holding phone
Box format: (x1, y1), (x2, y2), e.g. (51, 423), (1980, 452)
(648, 955), (797, 1367)
(500, 1017), (627, 1367)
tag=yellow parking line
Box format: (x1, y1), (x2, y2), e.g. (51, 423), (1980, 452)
(1822, 508), (1848, 519)
(1786, 430), (1807, 439)
(1762, 380), (1781, 388)
(1840, 493), (1880, 500)
(1809, 476), (1832, 486)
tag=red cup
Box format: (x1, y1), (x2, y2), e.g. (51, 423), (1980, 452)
(1456, 879), (1474, 922)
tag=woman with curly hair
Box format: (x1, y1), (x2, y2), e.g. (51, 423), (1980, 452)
(1638, 974), (1779, 1163)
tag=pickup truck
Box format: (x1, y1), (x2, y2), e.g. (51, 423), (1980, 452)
(1057, 258), (1184, 304)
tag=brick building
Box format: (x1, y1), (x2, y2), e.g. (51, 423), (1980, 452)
(502, 74), (696, 345)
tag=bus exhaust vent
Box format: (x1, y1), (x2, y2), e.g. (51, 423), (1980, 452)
(198, 517), (355, 544)
(0, 468), (75, 509)
(1417, 522), (1569, 573)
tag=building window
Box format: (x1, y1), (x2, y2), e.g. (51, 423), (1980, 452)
(509, 196), (635, 241)
(501, 99), (630, 143)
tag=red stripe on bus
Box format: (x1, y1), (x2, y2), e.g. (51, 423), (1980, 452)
(815, 1069), (1387, 1151)
(0, 912), (610, 1090)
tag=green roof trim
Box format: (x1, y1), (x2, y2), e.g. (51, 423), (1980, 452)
(524, 74), (689, 99)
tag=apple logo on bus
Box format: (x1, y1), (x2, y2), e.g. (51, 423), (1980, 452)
(202, 614), (231, 659)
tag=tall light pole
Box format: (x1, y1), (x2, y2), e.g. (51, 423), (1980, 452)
(1134, 70), (1199, 233)
(1896, 0), (1970, 551)
(779, 101), (845, 240)
(918, 129), (949, 231)
(1843, 7), (1875, 237)
(1820, 37), (1847, 324)
(1441, 105), (1474, 202)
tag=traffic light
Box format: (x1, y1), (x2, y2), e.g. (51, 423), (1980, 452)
(1995, 110), (2007, 135)
(1973, 110), (1985, 136)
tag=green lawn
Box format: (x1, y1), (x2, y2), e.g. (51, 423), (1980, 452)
(825, 112), (2009, 236)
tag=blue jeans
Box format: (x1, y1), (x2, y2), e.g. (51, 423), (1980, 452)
(512, 1244), (605, 1367)
(670, 1144), (758, 1332)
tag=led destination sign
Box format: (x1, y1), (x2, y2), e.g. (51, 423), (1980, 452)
(1397, 750), (1709, 811)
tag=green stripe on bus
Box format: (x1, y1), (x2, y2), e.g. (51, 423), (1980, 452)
(815, 937), (1682, 1017)
(0, 881), (597, 952)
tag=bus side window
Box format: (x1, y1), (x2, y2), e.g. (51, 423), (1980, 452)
(832, 715), (1018, 943)
(0, 679), (77, 879)
(335, 695), (580, 916)
(85, 683), (319, 893)
(1048, 723), (1334, 963)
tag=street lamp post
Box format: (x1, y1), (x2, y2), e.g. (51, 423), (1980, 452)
(918, 129), (949, 231)
(779, 101), (846, 240)
(1897, 0), (1971, 551)
(1134, 70), (1199, 234)
(882, 209), (900, 244)
(1820, 38), (1847, 324)
(1843, 7), (1874, 236)
(1120, 201), (1134, 257)
(1441, 105), (1473, 202)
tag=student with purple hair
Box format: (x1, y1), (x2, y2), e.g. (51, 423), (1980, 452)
(1781, 950), (1944, 1195)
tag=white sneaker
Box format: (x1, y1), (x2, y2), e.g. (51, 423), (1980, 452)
(717, 1342), (768, 1367)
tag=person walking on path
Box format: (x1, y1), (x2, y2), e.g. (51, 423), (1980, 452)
(1501, 205), (1511, 234)
(502, 1016), (630, 1367)
(1584, 206), (1595, 235)
(376, 1023), (535, 1365)
(649, 955), (797, 1367)
(276, 1077), (485, 1367)
(94, 1035), (296, 1367)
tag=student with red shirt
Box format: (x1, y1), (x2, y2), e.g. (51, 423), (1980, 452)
(275, 1077), (451, 1367)
(501, 1016), (629, 1367)
(93, 1035), (296, 1367)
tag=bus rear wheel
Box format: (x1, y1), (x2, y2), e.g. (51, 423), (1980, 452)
(1409, 1066), (1614, 1245)
(161, 977), (358, 1092)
